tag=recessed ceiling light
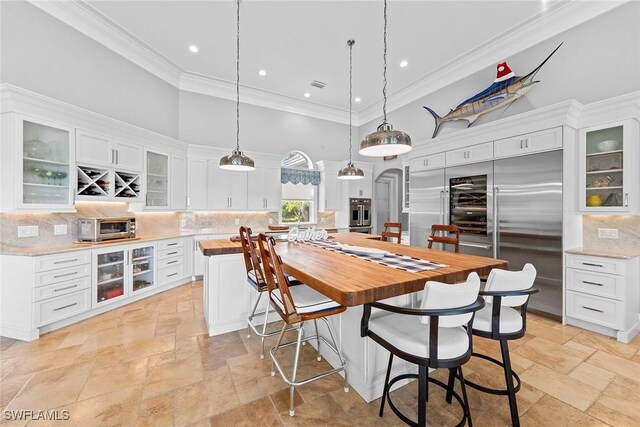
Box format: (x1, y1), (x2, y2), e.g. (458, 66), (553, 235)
(354, 97), (361, 103)
(399, 60), (408, 68)
(258, 69), (267, 76)
(188, 45), (199, 53)
(304, 92), (311, 98)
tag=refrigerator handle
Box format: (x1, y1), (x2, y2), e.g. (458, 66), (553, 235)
(439, 190), (445, 224)
(493, 186), (499, 258)
(444, 188), (450, 224)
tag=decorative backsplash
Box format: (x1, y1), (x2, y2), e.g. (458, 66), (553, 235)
(0, 203), (336, 251)
(583, 215), (640, 251)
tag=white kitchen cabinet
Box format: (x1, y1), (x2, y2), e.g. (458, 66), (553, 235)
(578, 120), (639, 213)
(565, 252), (640, 343)
(129, 243), (156, 295)
(171, 155), (187, 210)
(93, 247), (128, 308)
(187, 158), (208, 210)
(445, 142), (493, 166)
(410, 152), (445, 172)
(146, 150), (170, 208)
(207, 160), (248, 210)
(493, 127), (562, 159)
(317, 161), (346, 211)
(248, 166), (281, 211)
(348, 173), (373, 199)
(76, 130), (142, 172)
(1, 114), (76, 212)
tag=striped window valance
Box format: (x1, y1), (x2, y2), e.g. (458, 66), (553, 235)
(280, 167), (321, 186)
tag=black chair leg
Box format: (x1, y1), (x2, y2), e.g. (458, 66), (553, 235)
(379, 353), (394, 417)
(500, 340), (519, 427)
(418, 365), (428, 427)
(445, 368), (455, 404)
(458, 367), (473, 427)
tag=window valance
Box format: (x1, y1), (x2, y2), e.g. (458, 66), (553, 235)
(280, 167), (321, 186)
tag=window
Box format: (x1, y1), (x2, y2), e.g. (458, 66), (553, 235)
(281, 200), (313, 223)
(280, 151), (317, 224)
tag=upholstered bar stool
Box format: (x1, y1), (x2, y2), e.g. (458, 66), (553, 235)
(361, 273), (484, 427)
(427, 224), (460, 253)
(239, 226), (299, 359)
(381, 222), (402, 244)
(463, 264), (538, 427)
(257, 233), (349, 417)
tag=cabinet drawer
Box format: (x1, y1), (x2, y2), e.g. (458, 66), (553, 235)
(158, 257), (183, 269)
(35, 289), (91, 327)
(157, 239), (184, 251)
(446, 142), (493, 166)
(34, 251), (91, 273)
(566, 291), (624, 330)
(410, 153), (445, 172)
(34, 276), (91, 302)
(566, 254), (625, 275)
(158, 247), (184, 260)
(158, 265), (184, 286)
(566, 269), (624, 300)
(34, 264), (91, 287)
(494, 128), (562, 159)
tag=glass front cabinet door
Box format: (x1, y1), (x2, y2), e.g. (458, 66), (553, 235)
(93, 248), (127, 308)
(146, 151), (169, 208)
(579, 120), (639, 213)
(130, 244), (156, 294)
(6, 115), (76, 211)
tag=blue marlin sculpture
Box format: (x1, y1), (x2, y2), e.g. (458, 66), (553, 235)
(424, 43), (563, 138)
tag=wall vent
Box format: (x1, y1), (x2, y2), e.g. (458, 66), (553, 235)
(310, 80), (326, 89)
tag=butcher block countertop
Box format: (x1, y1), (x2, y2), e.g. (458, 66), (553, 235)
(199, 233), (507, 306)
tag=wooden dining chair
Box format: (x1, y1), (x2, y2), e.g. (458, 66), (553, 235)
(427, 224), (460, 253)
(380, 222), (402, 244)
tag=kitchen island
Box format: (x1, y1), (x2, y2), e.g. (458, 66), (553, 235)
(199, 233), (507, 401)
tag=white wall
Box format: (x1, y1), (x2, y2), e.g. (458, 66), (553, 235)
(0, 1), (180, 139)
(359, 2), (640, 173)
(179, 90), (350, 163)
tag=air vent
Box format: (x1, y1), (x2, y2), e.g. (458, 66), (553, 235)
(310, 80), (326, 89)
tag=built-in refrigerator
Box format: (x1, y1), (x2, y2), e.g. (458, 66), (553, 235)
(410, 151), (563, 318)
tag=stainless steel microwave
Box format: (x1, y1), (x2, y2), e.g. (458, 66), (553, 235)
(77, 218), (136, 242)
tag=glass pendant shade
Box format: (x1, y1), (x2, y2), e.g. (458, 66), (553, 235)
(219, 149), (255, 171)
(359, 123), (412, 157)
(337, 161), (364, 180)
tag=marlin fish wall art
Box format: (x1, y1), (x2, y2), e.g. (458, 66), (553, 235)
(424, 43), (563, 138)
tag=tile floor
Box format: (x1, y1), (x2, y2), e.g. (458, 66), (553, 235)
(1, 280), (640, 426)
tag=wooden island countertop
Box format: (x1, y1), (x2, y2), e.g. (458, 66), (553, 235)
(199, 233), (507, 306)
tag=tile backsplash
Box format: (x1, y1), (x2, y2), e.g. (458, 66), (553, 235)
(583, 215), (640, 251)
(0, 203), (336, 251)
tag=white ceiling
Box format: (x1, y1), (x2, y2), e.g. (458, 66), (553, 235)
(85, 1), (547, 113)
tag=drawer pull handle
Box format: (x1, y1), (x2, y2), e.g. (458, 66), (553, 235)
(582, 262), (603, 268)
(167, 260), (178, 265)
(54, 302), (78, 312)
(582, 306), (604, 313)
(54, 284), (78, 292)
(167, 251), (178, 255)
(54, 272), (78, 279)
(582, 281), (603, 287)
(54, 259), (78, 264)
(167, 273), (178, 277)
(167, 243), (178, 246)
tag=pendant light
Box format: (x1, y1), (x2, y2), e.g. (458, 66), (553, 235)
(359, 0), (412, 157)
(220, 0), (255, 171)
(338, 40), (364, 180)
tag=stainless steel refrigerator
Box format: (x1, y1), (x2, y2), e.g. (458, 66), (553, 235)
(410, 151), (563, 318)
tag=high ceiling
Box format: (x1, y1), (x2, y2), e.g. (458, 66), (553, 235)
(86, 1), (546, 113)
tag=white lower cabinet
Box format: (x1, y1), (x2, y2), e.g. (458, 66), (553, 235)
(565, 253), (640, 343)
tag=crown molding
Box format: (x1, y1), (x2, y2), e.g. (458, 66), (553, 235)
(179, 72), (351, 125)
(357, 0), (630, 125)
(29, 0), (629, 126)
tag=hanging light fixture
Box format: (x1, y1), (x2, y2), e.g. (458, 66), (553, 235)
(220, 0), (255, 171)
(338, 40), (364, 180)
(359, 0), (412, 157)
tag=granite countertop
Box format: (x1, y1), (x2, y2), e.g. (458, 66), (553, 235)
(566, 247), (640, 260)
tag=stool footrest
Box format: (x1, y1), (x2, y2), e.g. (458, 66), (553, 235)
(464, 352), (521, 395)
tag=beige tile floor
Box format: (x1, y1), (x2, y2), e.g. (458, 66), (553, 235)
(1, 280), (640, 426)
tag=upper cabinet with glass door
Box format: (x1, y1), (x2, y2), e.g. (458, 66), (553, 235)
(0, 114), (75, 212)
(579, 120), (639, 213)
(145, 151), (169, 208)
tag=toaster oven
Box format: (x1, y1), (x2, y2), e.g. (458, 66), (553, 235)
(77, 218), (136, 242)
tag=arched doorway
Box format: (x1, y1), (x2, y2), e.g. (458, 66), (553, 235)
(374, 168), (407, 235)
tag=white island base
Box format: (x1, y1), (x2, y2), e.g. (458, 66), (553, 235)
(202, 252), (416, 402)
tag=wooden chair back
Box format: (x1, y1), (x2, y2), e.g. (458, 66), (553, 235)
(427, 224), (460, 253)
(239, 226), (265, 286)
(257, 233), (300, 323)
(380, 222), (402, 244)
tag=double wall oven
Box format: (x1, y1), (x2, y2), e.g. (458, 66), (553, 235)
(349, 198), (372, 233)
